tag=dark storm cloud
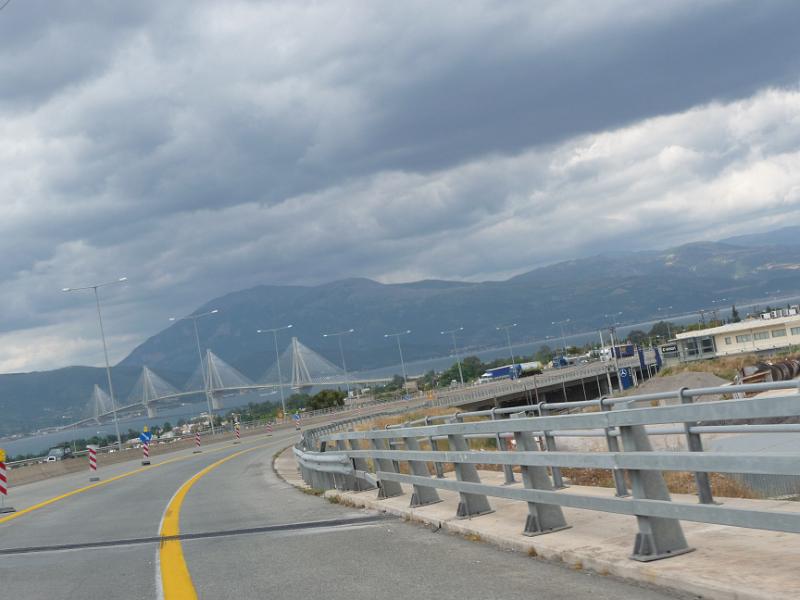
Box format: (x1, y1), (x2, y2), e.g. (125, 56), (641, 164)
(1, 0), (800, 370)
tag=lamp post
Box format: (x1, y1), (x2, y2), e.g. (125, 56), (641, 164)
(657, 306), (673, 338)
(552, 318), (571, 358)
(256, 325), (293, 422)
(496, 323), (517, 365)
(604, 312), (624, 393)
(322, 328), (354, 396)
(384, 330), (411, 388)
(62, 276), (127, 450)
(710, 298), (728, 323)
(440, 327), (464, 385)
(169, 309), (219, 435)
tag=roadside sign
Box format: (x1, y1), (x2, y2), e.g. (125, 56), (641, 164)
(292, 413), (301, 421)
(139, 428), (152, 443)
(0, 449), (5, 462)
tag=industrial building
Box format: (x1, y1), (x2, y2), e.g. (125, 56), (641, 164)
(673, 307), (800, 362)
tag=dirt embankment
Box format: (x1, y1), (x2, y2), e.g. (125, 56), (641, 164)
(623, 372), (730, 400)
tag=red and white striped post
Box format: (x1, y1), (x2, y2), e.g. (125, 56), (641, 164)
(88, 445), (100, 482)
(141, 440), (151, 466)
(0, 448), (15, 514)
(193, 430), (201, 453)
(233, 421), (241, 444)
(266, 422), (273, 436)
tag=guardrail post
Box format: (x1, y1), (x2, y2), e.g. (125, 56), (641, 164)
(678, 387), (717, 505)
(346, 439), (376, 490)
(492, 408), (516, 485)
(448, 424), (493, 518)
(404, 436), (442, 507)
(537, 403), (565, 489)
(618, 423), (693, 561)
(510, 414), (569, 536)
(600, 398), (629, 497)
(371, 437), (404, 499)
(333, 440), (358, 491)
(425, 417), (445, 478)
(387, 433), (402, 474)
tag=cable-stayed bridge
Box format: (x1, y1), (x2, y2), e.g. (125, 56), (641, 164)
(73, 337), (393, 426)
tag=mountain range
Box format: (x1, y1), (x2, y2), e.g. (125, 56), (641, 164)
(3, 226), (800, 435)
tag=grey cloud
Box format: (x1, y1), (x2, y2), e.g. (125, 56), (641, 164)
(2, 1), (800, 370)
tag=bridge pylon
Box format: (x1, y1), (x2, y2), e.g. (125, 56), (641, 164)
(89, 384), (113, 423)
(126, 366), (179, 418)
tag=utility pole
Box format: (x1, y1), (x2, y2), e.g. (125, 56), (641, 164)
(384, 330), (411, 388)
(496, 323), (518, 366)
(170, 309), (220, 435)
(257, 325), (293, 422)
(322, 328), (355, 396)
(441, 327), (465, 385)
(63, 277), (128, 450)
(609, 326), (623, 393)
(552, 319), (570, 357)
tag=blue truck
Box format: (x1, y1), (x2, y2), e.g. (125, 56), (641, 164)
(611, 344), (635, 358)
(479, 361), (542, 382)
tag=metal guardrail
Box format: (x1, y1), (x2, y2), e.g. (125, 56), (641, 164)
(294, 380), (800, 562)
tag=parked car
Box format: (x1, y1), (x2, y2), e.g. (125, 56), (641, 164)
(46, 447), (73, 461)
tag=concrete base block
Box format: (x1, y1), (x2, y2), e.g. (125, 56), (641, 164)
(410, 492), (443, 508)
(456, 502), (494, 519)
(522, 520), (571, 537)
(631, 531), (695, 562)
(193, 450), (202, 454)
(0, 506), (16, 514)
(141, 460), (151, 466)
(89, 476), (100, 482)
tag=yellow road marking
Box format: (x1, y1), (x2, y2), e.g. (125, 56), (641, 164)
(158, 444), (269, 600)
(0, 435), (272, 526)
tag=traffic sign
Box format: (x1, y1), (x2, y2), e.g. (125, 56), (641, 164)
(292, 413), (301, 421)
(139, 426), (152, 444)
(0, 449), (5, 463)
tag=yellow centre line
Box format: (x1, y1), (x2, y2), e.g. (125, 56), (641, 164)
(158, 443), (270, 600)
(0, 435), (273, 526)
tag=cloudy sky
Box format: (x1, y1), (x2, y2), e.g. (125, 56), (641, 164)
(2, 0), (800, 373)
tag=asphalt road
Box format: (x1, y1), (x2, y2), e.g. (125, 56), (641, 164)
(0, 429), (680, 599)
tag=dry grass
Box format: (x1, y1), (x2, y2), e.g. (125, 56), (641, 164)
(361, 407), (456, 431)
(561, 467), (760, 499)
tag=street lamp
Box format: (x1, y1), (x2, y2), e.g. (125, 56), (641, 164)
(552, 318), (571, 357)
(62, 276), (128, 450)
(657, 306), (674, 338)
(440, 327), (464, 385)
(322, 328), (355, 396)
(384, 330), (411, 388)
(169, 309), (219, 435)
(603, 312), (623, 393)
(496, 323), (517, 365)
(256, 325), (293, 421)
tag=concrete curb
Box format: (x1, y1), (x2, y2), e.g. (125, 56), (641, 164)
(272, 445), (313, 491)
